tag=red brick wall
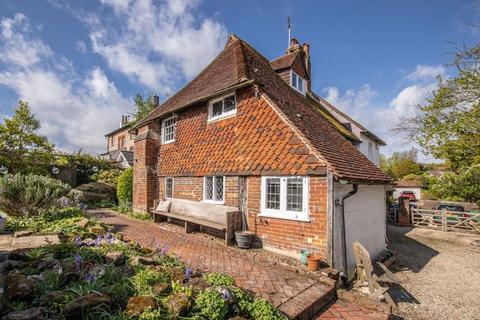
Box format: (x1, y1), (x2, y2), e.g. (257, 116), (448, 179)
(247, 176), (328, 258)
(157, 176), (239, 208)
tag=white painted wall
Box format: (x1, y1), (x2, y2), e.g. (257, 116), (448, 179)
(332, 183), (387, 278)
(393, 187), (422, 200)
(357, 133), (380, 166)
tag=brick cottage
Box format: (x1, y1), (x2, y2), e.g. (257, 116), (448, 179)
(131, 35), (390, 277)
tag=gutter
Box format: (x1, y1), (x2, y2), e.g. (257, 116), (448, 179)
(336, 183), (358, 284)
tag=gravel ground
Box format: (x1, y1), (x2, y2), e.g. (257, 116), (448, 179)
(387, 225), (480, 320)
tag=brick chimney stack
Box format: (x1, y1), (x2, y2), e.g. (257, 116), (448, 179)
(302, 43), (311, 91)
(286, 38), (300, 53)
(120, 115), (129, 128)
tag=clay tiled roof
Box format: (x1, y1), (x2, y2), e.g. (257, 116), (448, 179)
(140, 35), (390, 183)
(270, 51), (299, 71)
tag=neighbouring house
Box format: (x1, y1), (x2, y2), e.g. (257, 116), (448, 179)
(393, 180), (422, 200)
(102, 115), (136, 168)
(131, 35), (390, 277)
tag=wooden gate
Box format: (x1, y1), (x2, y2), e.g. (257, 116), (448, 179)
(411, 208), (480, 233)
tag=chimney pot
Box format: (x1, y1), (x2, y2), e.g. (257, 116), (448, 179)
(150, 95), (160, 106)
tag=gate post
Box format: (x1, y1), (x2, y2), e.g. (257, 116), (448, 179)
(398, 197), (411, 226)
(441, 208), (447, 231)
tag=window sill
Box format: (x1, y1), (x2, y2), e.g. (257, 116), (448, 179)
(161, 140), (175, 145)
(201, 200), (225, 205)
(258, 213), (311, 223)
(207, 112), (236, 123)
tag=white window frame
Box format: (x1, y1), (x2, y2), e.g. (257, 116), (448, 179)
(290, 70), (306, 95)
(208, 94), (237, 122)
(165, 177), (174, 198)
(161, 115), (177, 144)
(202, 176), (225, 204)
(260, 176), (310, 222)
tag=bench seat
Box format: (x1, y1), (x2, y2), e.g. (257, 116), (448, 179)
(151, 198), (242, 245)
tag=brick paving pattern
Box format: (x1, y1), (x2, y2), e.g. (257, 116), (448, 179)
(90, 209), (335, 319)
(315, 299), (390, 320)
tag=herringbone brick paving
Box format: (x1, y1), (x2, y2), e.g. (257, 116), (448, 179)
(90, 209), (388, 320)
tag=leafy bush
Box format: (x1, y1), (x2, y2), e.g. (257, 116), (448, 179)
(91, 169), (123, 187)
(73, 182), (116, 206)
(195, 288), (229, 320)
(202, 272), (235, 287)
(249, 299), (287, 320)
(131, 267), (169, 296)
(0, 174), (71, 217)
(117, 168), (133, 206)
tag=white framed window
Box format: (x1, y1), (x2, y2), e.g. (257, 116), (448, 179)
(203, 176), (224, 203)
(165, 177), (174, 198)
(290, 70), (306, 95)
(260, 176), (309, 221)
(161, 115), (177, 144)
(368, 142), (373, 160)
(208, 94), (236, 122)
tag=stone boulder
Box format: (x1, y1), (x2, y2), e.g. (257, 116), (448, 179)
(5, 273), (36, 301)
(152, 282), (169, 295)
(166, 293), (190, 317)
(2, 307), (43, 320)
(126, 296), (157, 316)
(62, 293), (111, 320)
(105, 251), (125, 266)
(72, 182), (116, 205)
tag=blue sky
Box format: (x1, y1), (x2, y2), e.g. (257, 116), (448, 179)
(0, 0), (478, 159)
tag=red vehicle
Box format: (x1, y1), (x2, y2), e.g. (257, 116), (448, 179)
(399, 191), (416, 201)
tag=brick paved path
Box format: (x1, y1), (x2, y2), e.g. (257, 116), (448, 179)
(315, 299), (390, 320)
(90, 209), (335, 319)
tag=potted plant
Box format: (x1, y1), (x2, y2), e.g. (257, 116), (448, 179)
(235, 231), (254, 249)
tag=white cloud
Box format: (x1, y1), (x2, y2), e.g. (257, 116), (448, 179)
(323, 84), (377, 122)
(75, 40), (87, 53)
(0, 13), (52, 67)
(0, 13), (131, 153)
(405, 64), (445, 82)
(86, 0), (228, 93)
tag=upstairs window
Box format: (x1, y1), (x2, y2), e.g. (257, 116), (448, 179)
(290, 70), (306, 94)
(208, 94), (236, 121)
(261, 176), (309, 221)
(161, 115), (177, 144)
(110, 137), (115, 146)
(203, 176), (224, 203)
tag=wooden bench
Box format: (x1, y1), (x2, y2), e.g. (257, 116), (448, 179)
(151, 198), (242, 245)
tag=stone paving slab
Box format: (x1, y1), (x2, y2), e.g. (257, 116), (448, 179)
(90, 209), (335, 319)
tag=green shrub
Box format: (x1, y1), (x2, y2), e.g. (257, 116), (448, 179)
(202, 272), (235, 287)
(0, 174), (71, 217)
(91, 169), (123, 187)
(117, 168), (133, 206)
(131, 268), (169, 296)
(249, 299), (287, 320)
(195, 288), (228, 320)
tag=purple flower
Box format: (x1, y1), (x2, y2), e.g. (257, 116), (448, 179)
(185, 268), (193, 279)
(85, 273), (96, 283)
(94, 235), (102, 247)
(155, 241), (162, 252)
(74, 254), (82, 271)
(160, 244), (169, 255)
(74, 236), (82, 247)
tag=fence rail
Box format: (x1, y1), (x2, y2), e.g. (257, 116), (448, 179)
(411, 208), (480, 233)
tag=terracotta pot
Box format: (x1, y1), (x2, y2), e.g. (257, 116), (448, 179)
(307, 254), (322, 271)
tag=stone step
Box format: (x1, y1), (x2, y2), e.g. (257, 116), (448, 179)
(278, 282), (337, 320)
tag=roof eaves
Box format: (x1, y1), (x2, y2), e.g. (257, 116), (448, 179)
(105, 123), (131, 137)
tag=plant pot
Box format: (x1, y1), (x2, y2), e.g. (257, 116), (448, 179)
(235, 231), (254, 249)
(307, 254), (322, 272)
(300, 249), (310, 265)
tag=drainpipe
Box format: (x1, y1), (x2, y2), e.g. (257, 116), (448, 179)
(336, 183), (358, 284)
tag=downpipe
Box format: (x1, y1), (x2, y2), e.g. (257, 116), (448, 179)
(335, 183), (358, 285)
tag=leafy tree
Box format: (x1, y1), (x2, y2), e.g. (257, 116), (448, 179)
(393, 45), (480, 169)
(117, 168), (133, 206)
(132, 93), (158, 125)
(0, 101), (55, 174)
(379, 149), (422, 180)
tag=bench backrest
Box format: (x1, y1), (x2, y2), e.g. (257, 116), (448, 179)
(168, 198), (238, 225)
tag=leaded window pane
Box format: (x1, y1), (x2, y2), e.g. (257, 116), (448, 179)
(266, 178), (281, 210)
(165, 178), (173, 198)
(205, 177), (213, 200)
(286, 177), (303, 212)
(223, 96), (236, 112)
(212, 101), (223, 117)
(215, 176), (224, 201)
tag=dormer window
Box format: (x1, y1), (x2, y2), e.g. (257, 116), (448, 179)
(208, 94), (236, 122)
(290, 70), (306, 94)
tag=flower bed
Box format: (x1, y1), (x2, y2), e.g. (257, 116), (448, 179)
(2, 221), (287, 319)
